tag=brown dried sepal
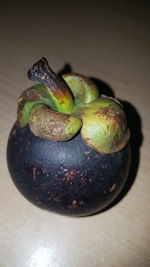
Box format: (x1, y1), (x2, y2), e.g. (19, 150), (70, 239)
(29, 105), (82, 142)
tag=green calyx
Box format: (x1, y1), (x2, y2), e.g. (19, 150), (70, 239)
(17, 57), (130, 154)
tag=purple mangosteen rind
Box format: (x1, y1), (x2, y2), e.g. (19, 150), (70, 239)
(7, 57), (131, 216)
(7, 124), (131, 216)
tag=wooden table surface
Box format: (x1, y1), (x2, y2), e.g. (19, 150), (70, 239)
(0, 1), (150, 266)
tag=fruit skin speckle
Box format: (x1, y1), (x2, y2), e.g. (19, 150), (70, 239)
(7, 124), (131, 216)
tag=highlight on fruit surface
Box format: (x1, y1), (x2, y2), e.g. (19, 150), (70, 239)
(17, 57), (130, 154)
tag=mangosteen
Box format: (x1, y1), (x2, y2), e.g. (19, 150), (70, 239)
(7, 57), (131, 216)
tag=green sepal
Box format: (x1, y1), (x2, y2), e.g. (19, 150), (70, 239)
(17, 83), (75, 127)
(17, 84), (58, 127)
(80, 96), (130, 154)
(62, 73), (99, 105)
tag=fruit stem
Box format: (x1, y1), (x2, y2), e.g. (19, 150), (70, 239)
(27, 57), (75, 114)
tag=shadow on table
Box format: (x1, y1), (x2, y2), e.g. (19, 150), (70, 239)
(58, 64), (143, 214)
(91, 78), (143, 214)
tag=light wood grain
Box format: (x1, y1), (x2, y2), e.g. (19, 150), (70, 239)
(0, 1), (150, 266)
